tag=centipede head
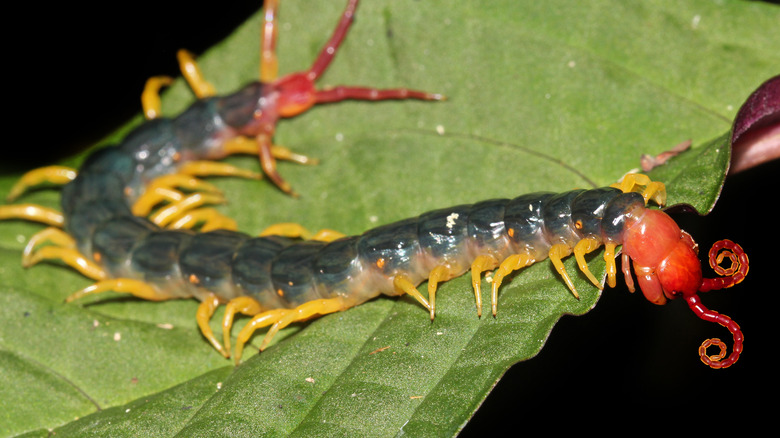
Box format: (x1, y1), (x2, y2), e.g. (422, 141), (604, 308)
(622, 208), (702, 305)
(620, 207), (749, 368)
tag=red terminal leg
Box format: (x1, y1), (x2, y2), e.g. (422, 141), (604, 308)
(307, 0), (359, 82)
(255, 0), (444, 195)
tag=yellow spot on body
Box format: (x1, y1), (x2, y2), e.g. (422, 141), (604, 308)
(277, 289), (284, 297)
(574, 220), (583, 230)
(507, 228), (515, 238)
(376, 258), (386, 269)
(93, 252), (102, 263)
(189, 274), (200, 284)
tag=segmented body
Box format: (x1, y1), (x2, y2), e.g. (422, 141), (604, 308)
(22, 155), (751, 368)
(69, 179), (637, 309)
(63, 83), (277, 262)
(0, 0), (749, 369)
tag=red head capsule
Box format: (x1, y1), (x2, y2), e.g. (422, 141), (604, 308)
(272, 73), (318, 117)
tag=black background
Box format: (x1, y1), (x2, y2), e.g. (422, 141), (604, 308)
(8, 1), (774, 434)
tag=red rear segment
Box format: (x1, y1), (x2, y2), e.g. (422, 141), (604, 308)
(273, 73), (317, 117)
(621, 207), (748, 369)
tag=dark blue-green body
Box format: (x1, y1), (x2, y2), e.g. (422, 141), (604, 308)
(58, 81), (645, 309)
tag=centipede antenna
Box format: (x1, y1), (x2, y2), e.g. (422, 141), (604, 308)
(699, 240), (749, 292)
(684, 239), (750, 369)
(684, 294), (743, 369)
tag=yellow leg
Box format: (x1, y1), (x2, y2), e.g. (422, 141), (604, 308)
(218, 130), (315, 198)
(260, 0), (280, 82)
(259, 298), (345, 351)
(221, 296), (264, 357)
(132, 187), (184, 216)
(196, 293), (228, 357)
(132, 174), (222, 216)
(141, 76), (174, 119)
(491, 254), (532, 317)
(25, 245), (106, 281)
(9, 225), (107, 281)
(259, 222), (313, 238)
(393, 274), (431, 312)
(222, 137), (318, 165)
(426, 265), (453, 320)
(177, 161), (262, 180)
(233, 308), (290, 363)
(233, 297), (345, 364)
(640, 181), (666, 206)
(310, 229), (347, 242)
(611, 173), (666, 206)
(548, 244), (579, 299)
(169, 207), (238, 231)
(611, 173), (651, 194)
(259, 222), (345, 242)
(257, 133), (295, 196)
(603, 243), (618, 288)
(572, 237), (603, 289)
(6, 165), (77, 201)
(22, 227), (74, 259)
(0, 204), (64, 227)
(270, 145), (319, 165)
(149, 192), (226, 227)
(147, 174), (222, 194)
(177, 49), (217, 98)
(65, 278), (172, 303)
(470, 254), (499, 317)
(131, 164), (259, 227)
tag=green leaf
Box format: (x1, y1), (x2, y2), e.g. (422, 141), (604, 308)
(1, 0), (776, 436)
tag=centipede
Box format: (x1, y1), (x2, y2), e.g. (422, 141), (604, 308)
(0, 0), (749, 370)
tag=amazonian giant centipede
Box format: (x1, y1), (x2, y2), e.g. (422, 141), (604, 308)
(0, 0), (748, 368)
